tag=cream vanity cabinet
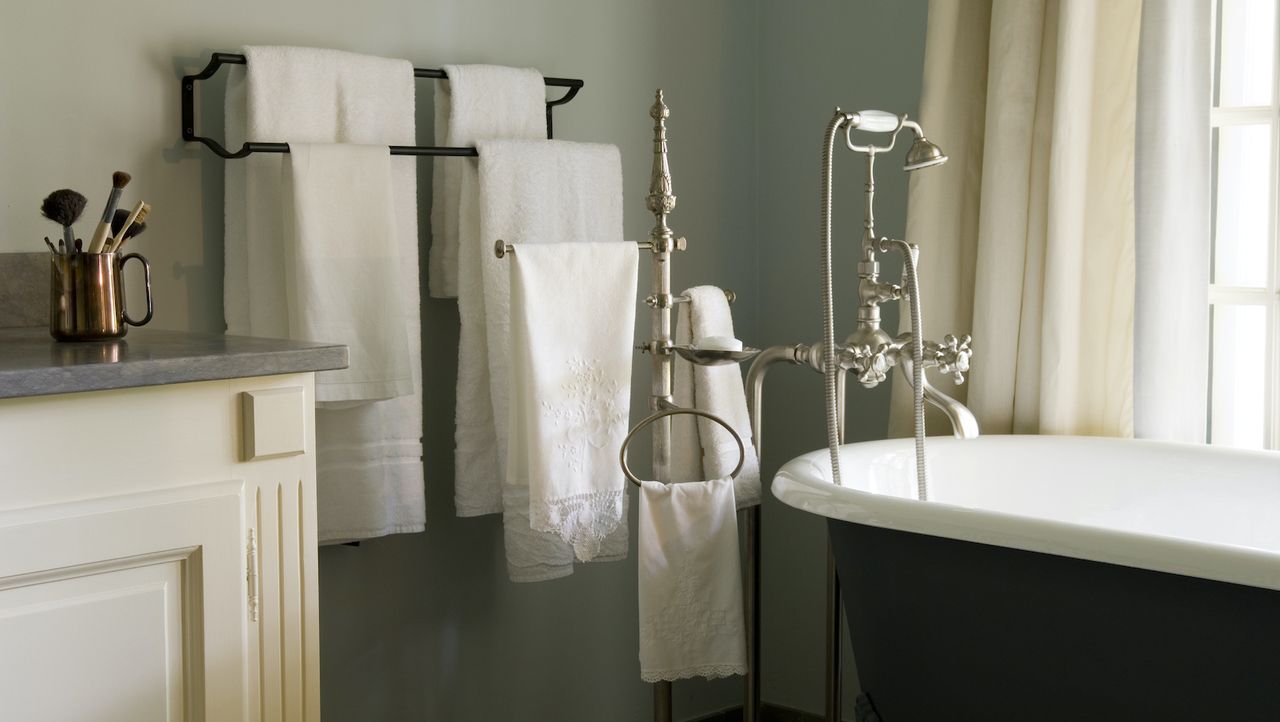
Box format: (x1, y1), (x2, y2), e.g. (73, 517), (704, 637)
(0, 329), (346, 722)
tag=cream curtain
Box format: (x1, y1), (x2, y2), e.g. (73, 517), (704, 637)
(1133, 0), (1212, 443)
(890, 0), (1142, 438)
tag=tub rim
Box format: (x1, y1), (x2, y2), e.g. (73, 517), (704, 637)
(772, 435), (1280, 592)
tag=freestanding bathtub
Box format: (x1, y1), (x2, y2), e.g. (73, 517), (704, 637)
(772, 435), (1280, 721)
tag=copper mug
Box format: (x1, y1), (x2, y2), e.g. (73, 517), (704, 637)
(49, 251), (153, 341)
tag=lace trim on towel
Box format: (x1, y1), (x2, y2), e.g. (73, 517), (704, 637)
(639, 532), (746, 680)
(530, 488), (626, 562)
(640, 664), (747, 683)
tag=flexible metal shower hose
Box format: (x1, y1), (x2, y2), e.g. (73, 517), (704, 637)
(818, 113), (929, 500)
(883, 238), (929, 501)
(820, 114), (846, 487)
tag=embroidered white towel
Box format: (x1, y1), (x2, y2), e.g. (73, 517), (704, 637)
(509, 242), (637, 562)
(638, 478), (747, 683)
(287, 143), (413, 404)
(428, 65), (545, 299)
(224, 46), (424, 542)
(671, 286), (762, 508)
(464, 140), (627, 580)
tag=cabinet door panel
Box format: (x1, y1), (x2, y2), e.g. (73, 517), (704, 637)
(0, 559), (186, 722)
(0, 481), (248, 722)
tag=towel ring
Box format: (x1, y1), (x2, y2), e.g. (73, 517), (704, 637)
(619, 407), (746, 487)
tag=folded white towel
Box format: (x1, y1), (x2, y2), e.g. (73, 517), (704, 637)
(510, 242), (637, 562)
(287, 143), (413, 404)
(225, 46), (424, 542)
(455, 139), (625, 580)
(428, 65), (546, 299)
(671, 286), (762, 508)
(638, 478), (747, 683)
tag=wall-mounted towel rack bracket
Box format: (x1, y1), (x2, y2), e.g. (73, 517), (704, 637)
(181, 52), (584, 159)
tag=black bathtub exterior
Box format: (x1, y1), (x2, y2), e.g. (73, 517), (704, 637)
(828, 518), (1280, 721)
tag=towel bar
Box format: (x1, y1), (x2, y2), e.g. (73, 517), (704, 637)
(494, 238), (683, 258)
(618, 406), (745, 487)
(495, 240), (736, 308)
(181, 52), (584, 159)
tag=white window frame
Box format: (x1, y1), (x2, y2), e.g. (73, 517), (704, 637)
(1209, 0), (1280, 450)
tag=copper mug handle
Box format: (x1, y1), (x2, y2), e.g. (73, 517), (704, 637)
(119, 252), (153, 327)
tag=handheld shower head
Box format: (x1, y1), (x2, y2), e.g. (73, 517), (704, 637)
(843, 111), (949, 171)
(903, 135), (948, 171)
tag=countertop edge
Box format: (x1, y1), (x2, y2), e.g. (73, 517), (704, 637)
(0, 331), (349, 400)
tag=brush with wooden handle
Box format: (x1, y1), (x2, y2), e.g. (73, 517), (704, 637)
(106, 201), (149, 253)
(106, 207), (148, 251)
(87, 171), (131, 253)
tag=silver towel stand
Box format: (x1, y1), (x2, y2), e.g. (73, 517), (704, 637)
(494, 90), (764, 722)
(625, 90), (764, 722)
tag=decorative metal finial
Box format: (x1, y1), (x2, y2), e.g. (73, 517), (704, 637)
(647, 89), (677, 231)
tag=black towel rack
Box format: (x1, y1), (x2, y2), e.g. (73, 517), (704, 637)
(181, 52), (584, 159)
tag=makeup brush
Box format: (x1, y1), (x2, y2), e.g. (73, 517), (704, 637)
(87, 171), (131, 253)
(107, 201), (150, 252)
(40, 189), (87, 250)
(107, 207), (148, 250)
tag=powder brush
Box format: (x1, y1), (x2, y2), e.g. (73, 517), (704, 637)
(87, 171), (131, 253)
(40, 189), (88, 250)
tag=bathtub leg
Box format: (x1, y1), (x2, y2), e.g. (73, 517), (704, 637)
(826, 543), (843, 722)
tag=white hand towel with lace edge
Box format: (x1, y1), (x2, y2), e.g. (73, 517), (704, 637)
(671, 285), (761, 508)
(638, 478), (747, 682)
(509, 242), (637, 562)
(471, 139), (627, 581)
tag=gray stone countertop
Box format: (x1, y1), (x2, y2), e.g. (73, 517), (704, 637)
(0, 327), (348, 400)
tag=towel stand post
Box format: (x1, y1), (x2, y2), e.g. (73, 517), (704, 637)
(180, 52), (584, 159)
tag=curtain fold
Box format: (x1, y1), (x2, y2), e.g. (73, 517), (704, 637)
(1133, 0), (1212, 443)
(891, 0), (1143, 439)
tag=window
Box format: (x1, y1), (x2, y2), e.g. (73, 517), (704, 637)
(1210, 0), (1280, 449)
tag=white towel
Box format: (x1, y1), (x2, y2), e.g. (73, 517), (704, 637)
(671, 286), (761, 508)
(224, 46), (424, 543)
(456, 139), (625, 580)
(287, 143), (413, 404)
(510, 242), (637, 562)
(638, 478), (747, 683)
(428, 65), (546, 299)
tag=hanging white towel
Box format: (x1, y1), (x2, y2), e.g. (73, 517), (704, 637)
(428, 65), (546, 299)
(287, 143), (413, 404)
(224, 45), (424, 543)
(509, 242), (637, 562)
(671, 286), (761, 508)
(456, 138), (626, 580)
(638, 478), (747, 683)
